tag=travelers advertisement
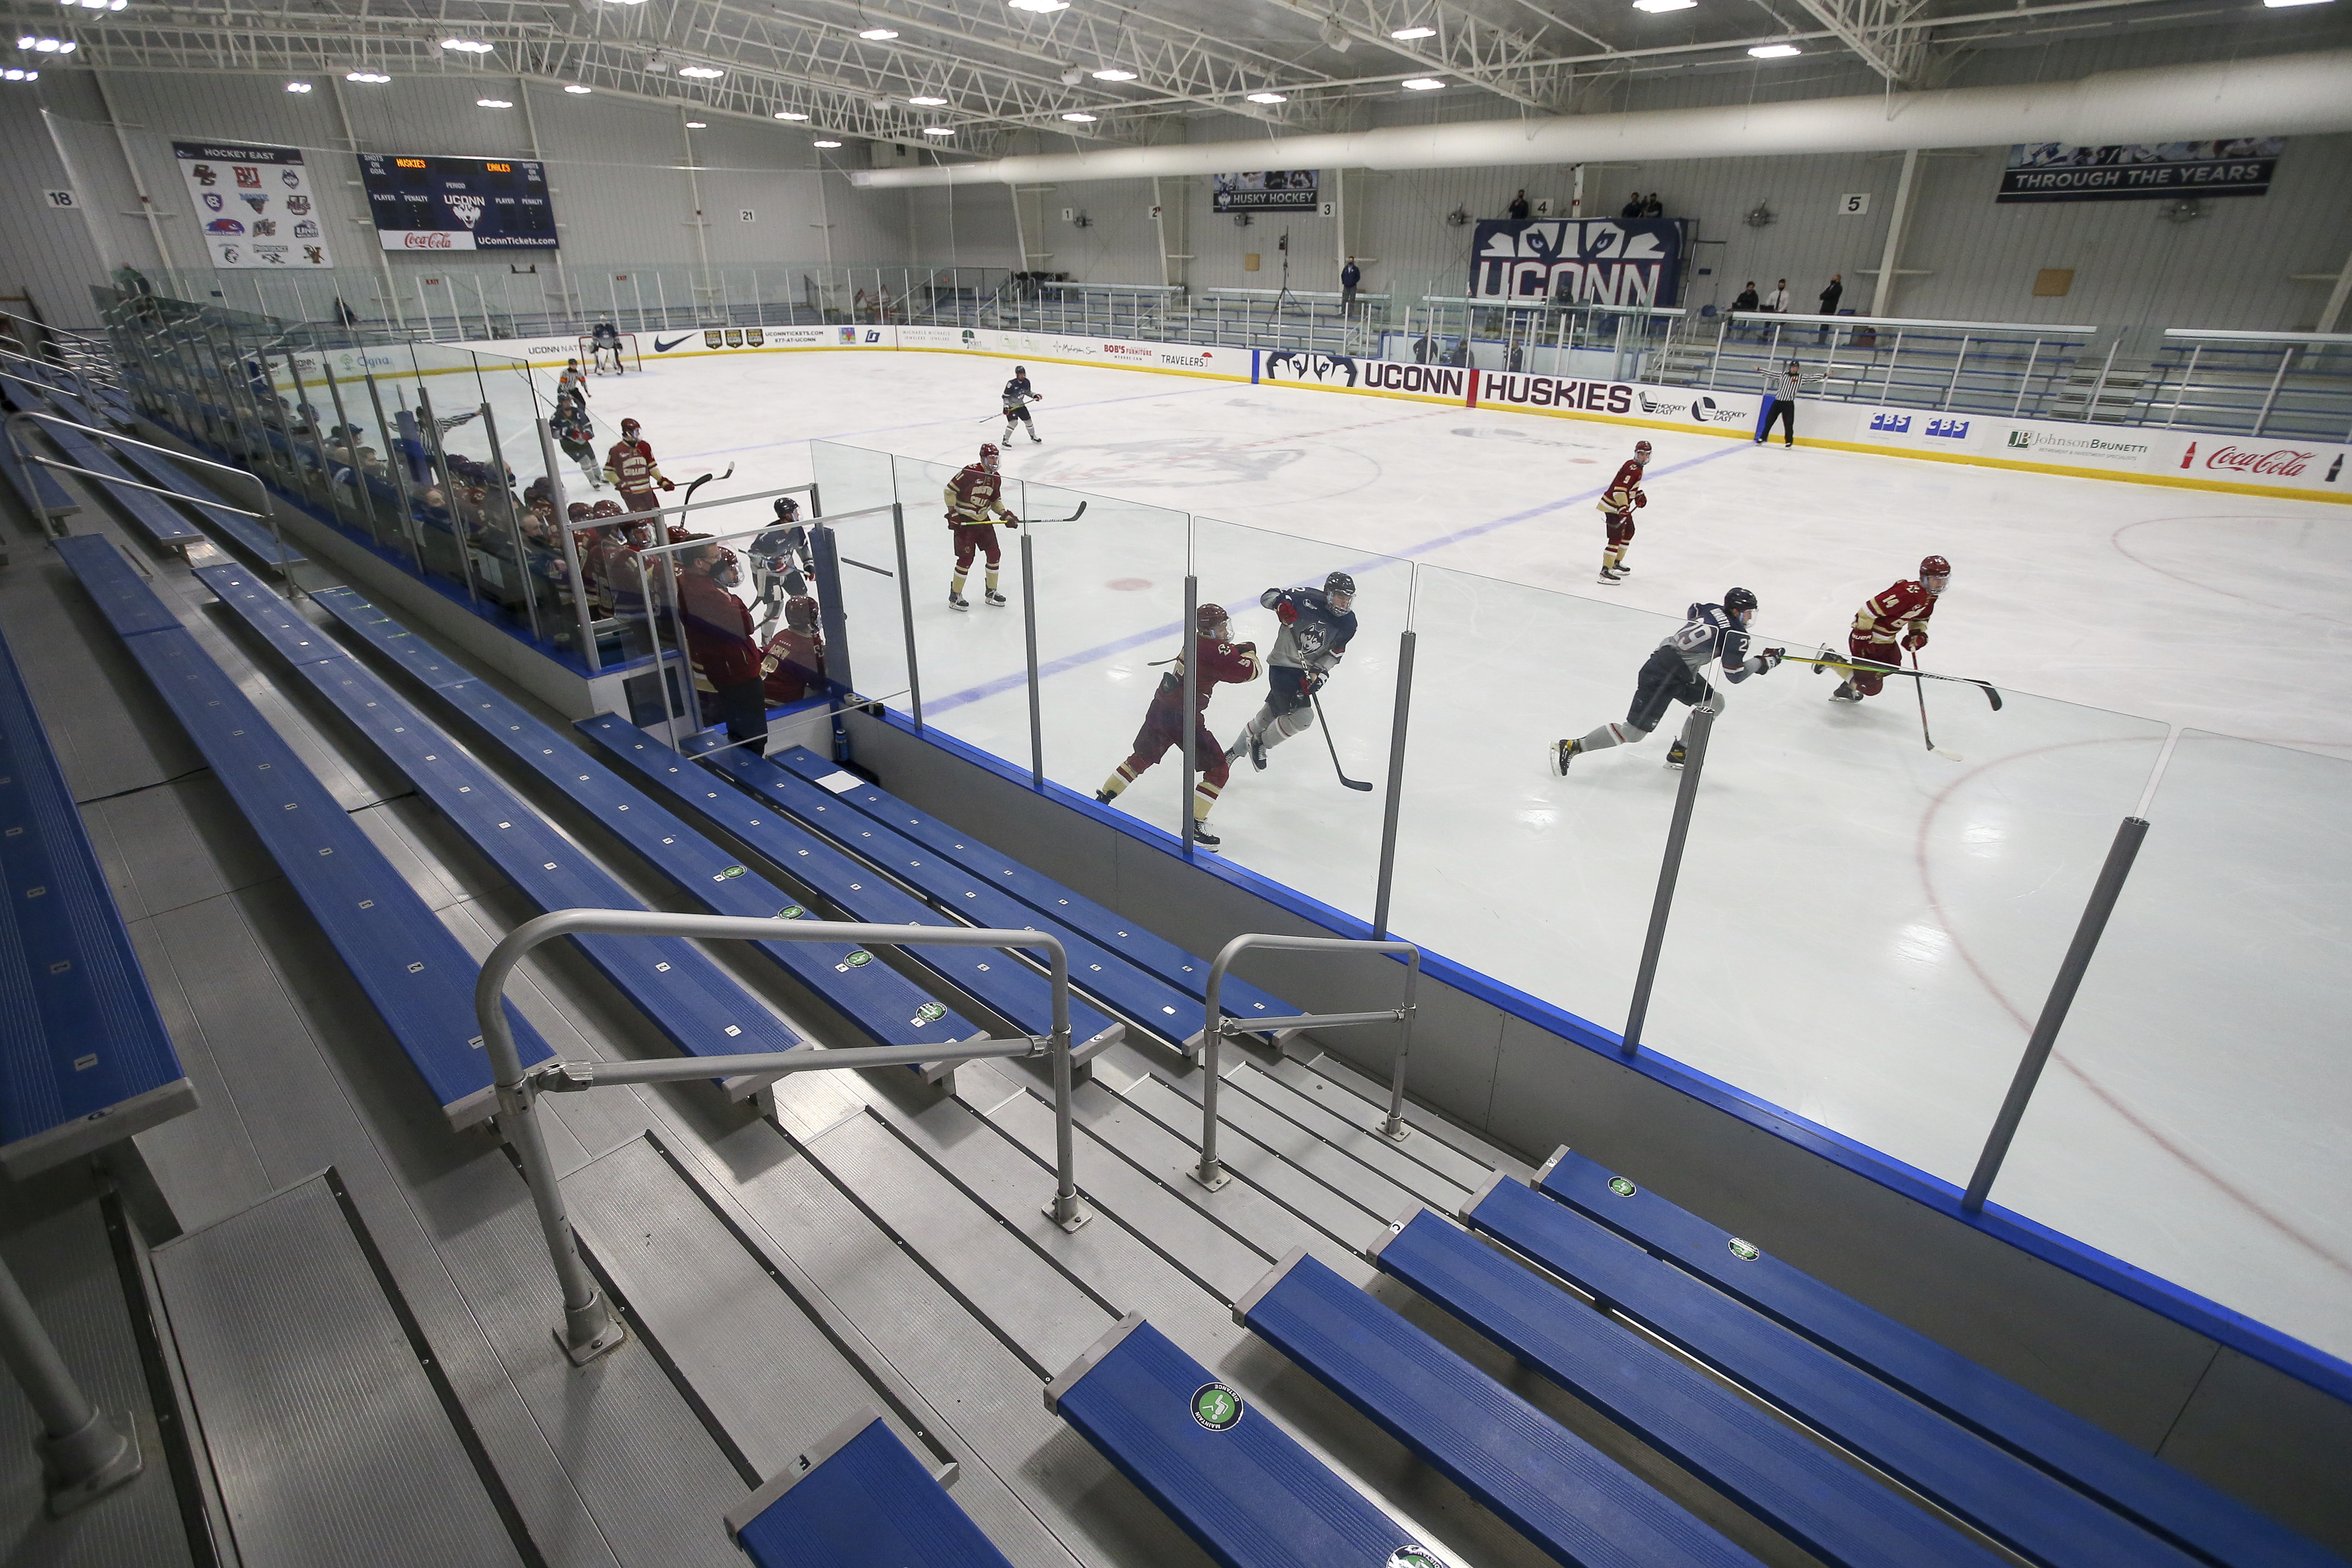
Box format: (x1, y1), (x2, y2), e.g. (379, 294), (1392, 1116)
(1211, 171), (1319, 213)
(174, 140), (333, 270)
(1468, 219), (1689, 307)
(1997, 140), (2286, 203)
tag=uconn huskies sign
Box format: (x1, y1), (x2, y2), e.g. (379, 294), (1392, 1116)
(1469, 219), (1690, 307)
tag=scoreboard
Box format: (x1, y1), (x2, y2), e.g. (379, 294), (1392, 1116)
(358, 152), (559, 251)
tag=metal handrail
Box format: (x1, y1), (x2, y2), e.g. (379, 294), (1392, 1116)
(476, 908), (1091, 1365)
(1192, 932), (1421, 1191)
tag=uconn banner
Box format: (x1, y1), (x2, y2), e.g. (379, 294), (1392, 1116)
(1469, 219), (1689, 306)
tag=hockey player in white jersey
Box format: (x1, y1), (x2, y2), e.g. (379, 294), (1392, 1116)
(1554, 587), (1783, 772)
(1000, 366), (1044, 444)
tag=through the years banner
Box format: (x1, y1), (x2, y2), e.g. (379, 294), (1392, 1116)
(1468, 219), (1688, 307)
(173, 140), (332, 270)
(1998, 140), (2287, 203)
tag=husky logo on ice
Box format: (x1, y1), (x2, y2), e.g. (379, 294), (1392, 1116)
(706, 329), (726, 350)
(746, 328), (764, 347)
(725, 328), (744, 348)
(1469, 218), (1687, 306)
(1925, 417), (1970, 441)
(1264, 350), (1359, 387)
(1869, 412), (1912, 434)
(446, 195), (486, 230)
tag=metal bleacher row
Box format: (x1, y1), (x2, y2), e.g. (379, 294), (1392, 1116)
(7, 394), (2342, 1568)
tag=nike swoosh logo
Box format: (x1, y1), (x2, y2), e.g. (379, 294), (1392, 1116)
(653, 335), (693, 353)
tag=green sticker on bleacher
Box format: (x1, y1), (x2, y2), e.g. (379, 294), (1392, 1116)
(842, 950), (872, 969)
(777, 905), (806, 919)
(1190, 1382), (1242, 1432)
(1385, 1548), (1443, 1568)
(1728, 1238), (1761, 1262)
(1607, 1176), (1636, 1198)
(912, 1002), (946, 1024)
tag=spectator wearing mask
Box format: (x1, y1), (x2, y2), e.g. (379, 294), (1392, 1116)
(1641, 193), (1664, 217)
(1340, 256), (1361, 313)
(1508, 189), (1532, 220)
(1621, 191), (1645, 218)
(1762, 279), (1791, 313)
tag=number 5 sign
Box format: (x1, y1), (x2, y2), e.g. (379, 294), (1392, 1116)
(1837, 192), (1872, 216)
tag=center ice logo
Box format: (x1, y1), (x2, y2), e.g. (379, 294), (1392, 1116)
(446, 195), (486, 229)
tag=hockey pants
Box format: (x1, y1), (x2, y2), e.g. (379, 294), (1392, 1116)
(1577, 647), (1717, 752)
(1242, 666), (1318, 753)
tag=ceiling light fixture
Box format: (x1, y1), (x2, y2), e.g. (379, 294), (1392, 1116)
(345, 70), (389, 82)
(285, 80), (312, 93)
(1092, 68), (1136, 80)
(1401, 76), (1444, 88)
(477, 98), (513, 108)
(908, 93), (946, 104)
(1245, 90), (1287, 103)
(440, 37), (493, 53)
(858, 26), (897, 38)
(2, 67), (36, 78)
(921, 125), (954, 134)
(1061, 111), (1097, 121)
(19, 36), (76, 52)
(1746, 41), (1800, 54)
(1006, 0), (1069, 12)
(678, 64), (725, 78)
(686, 119), (706, 127)
(564, 83), (591, 93)
(813, 138), (842, 147)
(2261, 0), (2332, 7)
(1390, 23), (1436, 36)
(1632, 0), (1696, 10)
(775, 110), (809, 119)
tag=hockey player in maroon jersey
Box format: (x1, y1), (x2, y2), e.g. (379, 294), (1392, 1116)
(1094, 604), (1261, 848)
(602, 417), (675, 518)
(1597, 439), (1651, 585)
(760, 595), (828, 705)
(1829, 555), (1950, 701)
(943, 442), (1018, 609)
(677, 540), (767, 753)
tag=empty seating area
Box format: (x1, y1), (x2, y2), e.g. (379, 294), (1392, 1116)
(0, 423), (2342, 1568)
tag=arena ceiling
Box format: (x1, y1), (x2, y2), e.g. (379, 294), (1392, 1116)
(4, 0), (2343, 152)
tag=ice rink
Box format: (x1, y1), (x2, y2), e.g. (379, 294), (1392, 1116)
(553, 348), (2352, 1365)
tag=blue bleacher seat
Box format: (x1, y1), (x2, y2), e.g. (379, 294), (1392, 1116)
(1046, 1312), (1445, 1568)
(0, 379), (78, 527)
(55, 536), (551, 1125)
(757, 747), (1299, 1043)
(1370, 1208), (2004, 1568)
(1531, 1149), (2342, 1568)
(702, 744), (1277, 1052)
(725, 1410), (1011, 1568)
(578, 717), (1125, 1063)
(103, 435), (302, 568)
(1, 374), (203, 551)
(0, 624), (195, 1176)
(199, 567), (803, 1098)
(300, 585), (993, 1068)
(1462, 1174), (2208, 1568)
(1238, 1245), (1769, 1568)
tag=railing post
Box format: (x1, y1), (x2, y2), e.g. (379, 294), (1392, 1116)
(1191, 939), (1238, 1191)
(1369, 627), (1415, 941)
(0, 1251), (142, 1513)
(1962, 817), (2149, 1213)
(1180, 573), (1199, 858)
(1942, 334), (1970, 410)
(891, 501), (921, 728)
(541, 417), (600, 670)
(1021, 525), (1043, 788)
(2014, 338), (2042, 416)
(2083, 338), (2120, 423)
(2163, 344), (2201, 428)
(1621, 700), (1715, 1056)
(1380, 949), (1421, 1142)
(2252, 346), (2294, 436)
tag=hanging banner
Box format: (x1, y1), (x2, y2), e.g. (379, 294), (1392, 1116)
(1468, 219), (1688, 307)
(357, 152), (559, 251)
(1212, 170), (1319, 213)
(1997, 140), (2287, 203)
(173, 140), (333, 270)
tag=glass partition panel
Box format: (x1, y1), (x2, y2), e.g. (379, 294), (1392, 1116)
(1995, 732), (2352, 1362)
(808, 441), (912, 709)
(1646, 628), (2167, 1187)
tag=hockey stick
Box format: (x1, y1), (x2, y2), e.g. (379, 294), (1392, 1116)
(1808, 648), (2003, 710)
(1016, 501), (1088, 524)
(1911, 649), (1962, 761)
(675, 462), (735, 530)
(1311, 692), (1375, 791)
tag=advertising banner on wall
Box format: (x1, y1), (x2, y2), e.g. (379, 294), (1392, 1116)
(1468, 219), (1688, 306)
(1212, 171), (1319, 213)
(173, 141), (332, 270)
(357, 152), (559, 250)
(1997, 140), (2286, 203)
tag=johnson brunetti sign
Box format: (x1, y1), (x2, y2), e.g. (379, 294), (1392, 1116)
(1998, 140), (2286, 203)
(1469, 219), (1689, 306)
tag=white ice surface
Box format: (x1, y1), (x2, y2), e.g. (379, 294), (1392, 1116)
(559, 350), (2352, 1364)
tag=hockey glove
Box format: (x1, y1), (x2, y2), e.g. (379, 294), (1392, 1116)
(1755, 647), (1784, 673)
(1274, 598), (1299, 625)
(1633, 491), (1647, 509)
(1902, 630), (1927, 652)
(658, 477), (676, 491)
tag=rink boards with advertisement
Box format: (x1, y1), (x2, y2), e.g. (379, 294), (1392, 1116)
(428, 324), (2352, 505)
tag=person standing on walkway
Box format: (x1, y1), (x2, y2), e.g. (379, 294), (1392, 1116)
(1339, 256), (1361, 314)
(1762, 279), (1791, 313)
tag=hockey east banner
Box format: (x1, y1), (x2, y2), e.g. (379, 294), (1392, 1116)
(173, 141), (332, 270)
(1468, 219), (1690, 306)
(1997, 140), (2287, 203)
(358, 152), (559, 250)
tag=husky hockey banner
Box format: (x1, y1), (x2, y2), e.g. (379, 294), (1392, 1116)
(1997, 140), (2286, 203)
(1469, 219), (1688, 307)
(1212, 171), (1319, 213)
(357, 152), (559, 250)
(173, 141), (332, 270)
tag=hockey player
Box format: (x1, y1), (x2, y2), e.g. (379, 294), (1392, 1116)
(1554, 588), (1783, 772)
(1229, 571), (1357, 773)
(603, 417), (675, 519)
(944, 442), (1018, 610)
(1597, 439), (1651, 585)
(557, 358), (589, 406)
(1829, 555), (1950, 702)
(1000, 366), (1043, 444)
(1095, 604), (1261, 848)
(589, 320), (626, 376)
(749, 495), (814, 635)
(760, 595), (828, 705)
(677, 541), (766, 754)
(551, 394), (602, 492)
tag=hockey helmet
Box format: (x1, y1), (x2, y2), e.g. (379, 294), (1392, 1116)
(785, 594), (821, 635)
(1014, 365), (1027, 375)
(1632, 440), (1653, 462)
(712, 547), (743, 589)
(773, 494), (801, 522)
(1196, 602), (1232, 641)
(568, 501), (592, 522)
(1724, 585), (1758, 622)
(979, 442), (1000, 470)
(1919, 554), (1952, 593)
(590, 498), (624, 518)
(1322, 570), (1356, 611)
(620, 417), (642, 439)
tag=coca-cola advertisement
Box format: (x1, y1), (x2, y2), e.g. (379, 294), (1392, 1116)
(2164, 436), (2347, 493)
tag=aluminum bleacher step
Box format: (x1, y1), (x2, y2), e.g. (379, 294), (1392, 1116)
(149, 1169), (529, 1567)
(1236, 1245), (1771, 1568)
(727, 1411), (1013, 1568)
(1530, 1147), (2345, 1568)
(1462, 1174), (2212, 1568)
(1045, 1312), (1447, 1568)
(199, 566), (806, 1098)
(99, 429), (302, 568)
(1370, 1207), (2009, 1568)
(55, 536), (552, 1125)
(1263, 1050), (1527, 1184)
(1, 377), (204, 551)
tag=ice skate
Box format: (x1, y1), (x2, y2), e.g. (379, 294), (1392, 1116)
(984, 588), (1008, 607)
(1093, 789), (1114, 804)
(1610, 561), (1631, 574)
(1597, 568), (1623, 585)
(1666, 738), (1687, 770)
(1553, 738), (1580, 774)
(1829, 681), (1860, 703)
(1191, 825), (1221, 848)
(1245, 730), (1268, 772)
(1029, 434), (1042, 444)
(949, 590), (970, 611)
